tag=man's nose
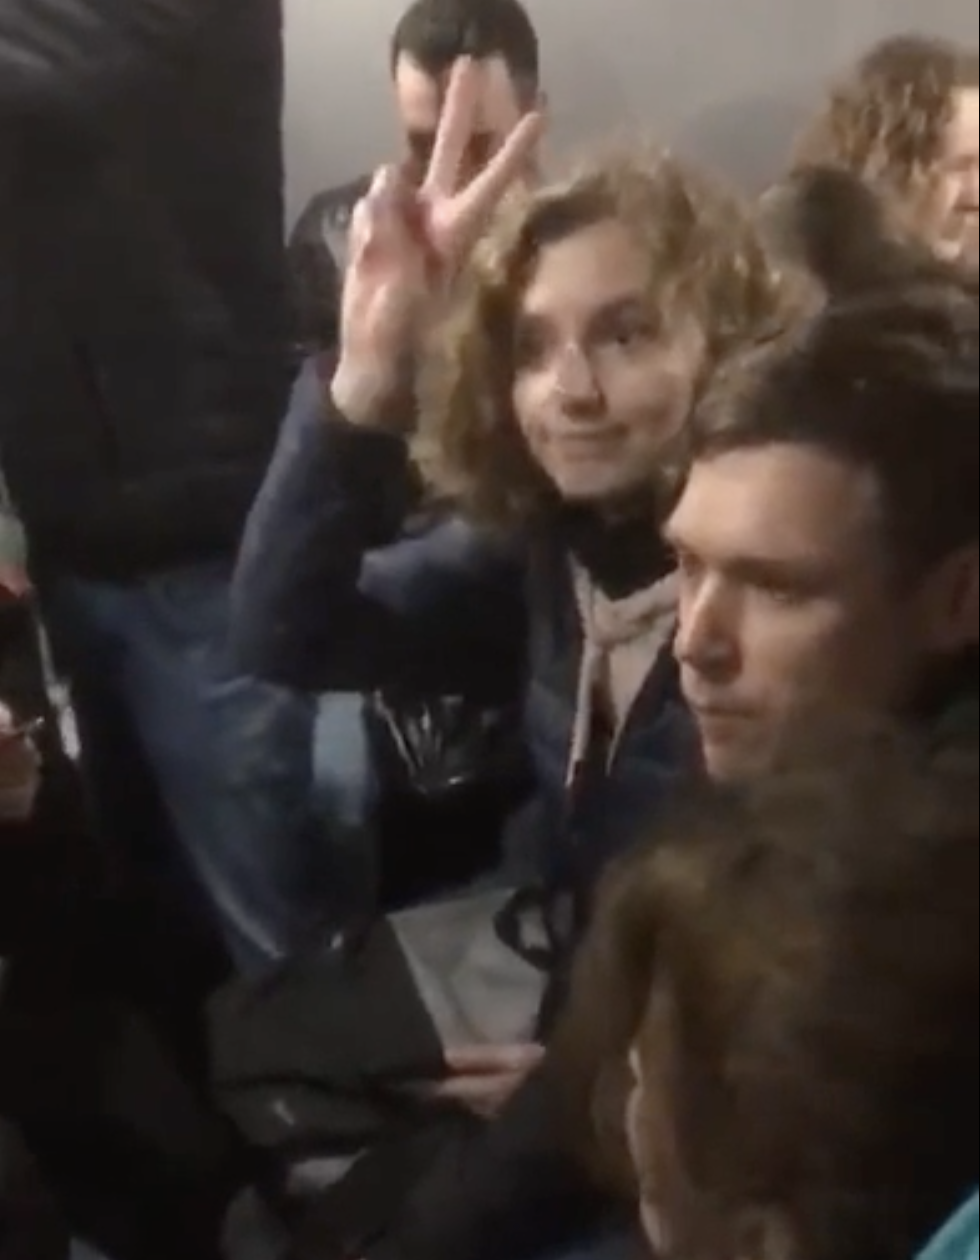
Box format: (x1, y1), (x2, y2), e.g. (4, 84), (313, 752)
(675, 580), (739, 679)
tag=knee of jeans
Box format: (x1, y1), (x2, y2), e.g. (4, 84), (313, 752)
(208, 675), (317, 803)
(311, 693), (377, 826)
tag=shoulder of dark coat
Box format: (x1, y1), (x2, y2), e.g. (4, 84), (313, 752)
(288, 174), (371, 249)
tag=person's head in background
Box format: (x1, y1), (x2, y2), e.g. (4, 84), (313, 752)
(414, 150), (787, 530)
(555, 720), (978, 1260)
(390, 0), (541, 184)
(665, 276), (977, 781)
(756, 164), (950, 302)
(792, 35), (978, 269)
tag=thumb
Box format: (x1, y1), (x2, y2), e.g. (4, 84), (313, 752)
(349, 163), (419, 267)
(445, 1043), (545, 1074)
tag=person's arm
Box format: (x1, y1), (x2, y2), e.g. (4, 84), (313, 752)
(239, 72), (541, 699)
(364, 1060), (617, 1260)
(0, 1118), (68, 1259)
(0, 0), (223, 123)
(229, 359), (525, 698)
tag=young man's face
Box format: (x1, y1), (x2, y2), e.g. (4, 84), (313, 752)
(666, 442), (970, 781)
(928, 85), (979, 266)
(392, 53), (534, 184)
(510, 218), (704, 505)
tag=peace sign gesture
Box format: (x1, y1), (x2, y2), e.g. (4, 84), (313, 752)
(333, 58), (545, 423)
(412, 56), (544, 264)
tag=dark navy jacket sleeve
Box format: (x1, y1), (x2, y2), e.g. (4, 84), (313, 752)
(0, 0), (223, 122)
(366, 1060), (620, 1260)
(229, 359), (526, 698)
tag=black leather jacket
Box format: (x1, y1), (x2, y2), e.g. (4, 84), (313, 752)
(0, 0), (291, 578)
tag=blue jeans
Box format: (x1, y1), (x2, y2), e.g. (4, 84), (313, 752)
(311, 691), (379, 919)
(43, 562), (322, 972)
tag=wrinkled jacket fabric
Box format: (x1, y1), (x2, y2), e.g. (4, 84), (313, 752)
(230, 359), (695, 901)
(0, 0), (290, 577)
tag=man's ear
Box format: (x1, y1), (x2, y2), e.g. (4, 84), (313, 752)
(918, 543), (979, 654)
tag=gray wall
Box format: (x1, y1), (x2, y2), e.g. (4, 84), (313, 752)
(283, 0), (975, 225)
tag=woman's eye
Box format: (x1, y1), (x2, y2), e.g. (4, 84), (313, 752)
(603, 316), (656, 351)
(610, 322), (643, 346)
(512, 326), (546, 367)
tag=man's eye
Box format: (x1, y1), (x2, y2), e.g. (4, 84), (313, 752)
(408, 133), (435, 168)
(464, 134), (494, 170)
(758, 580), (807, 606)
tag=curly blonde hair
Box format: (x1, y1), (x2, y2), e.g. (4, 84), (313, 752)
(413, 148), (789, 530)
(793, 35), (978, 214)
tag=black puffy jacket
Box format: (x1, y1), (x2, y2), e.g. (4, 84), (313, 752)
(0, 1120), (66, 1260)
(0, 0), (291, 578)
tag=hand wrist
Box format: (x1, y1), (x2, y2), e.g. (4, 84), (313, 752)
(330, 356), (411, 428)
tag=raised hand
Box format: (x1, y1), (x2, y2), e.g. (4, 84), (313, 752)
(415, 57), (543, 267)
(332, 58), (545, 423)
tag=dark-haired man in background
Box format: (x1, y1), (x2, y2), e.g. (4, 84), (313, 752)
(289, 0), (542, 340)
(271, 0), (543, 914)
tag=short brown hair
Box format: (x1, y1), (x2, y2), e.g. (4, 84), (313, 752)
(414, 150), (787, 529)
(793, 35), (979, 219)
(685, 276), (978, 575)
(554, 719), (978, 1260)
(756, 164), (941, 298)
(391, 0), (538, 91)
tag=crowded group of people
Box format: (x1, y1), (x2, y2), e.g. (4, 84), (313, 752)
(0, 0), (976, 1258)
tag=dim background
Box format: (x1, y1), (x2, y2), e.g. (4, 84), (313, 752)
(282, 0), (975, 226)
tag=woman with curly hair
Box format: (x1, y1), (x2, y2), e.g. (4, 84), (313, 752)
(792, 35), (977, 269)
(229, 65), (788, 1260)
(412, 148), (781, 532)
(406, 147), (786, 847)
(236, 65), (787, 927)
(554, 720), (978, 1260)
